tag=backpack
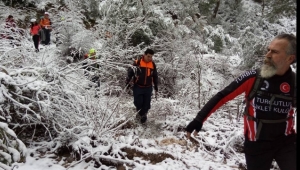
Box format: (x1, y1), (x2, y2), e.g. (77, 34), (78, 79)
(243, 68), (296, 139)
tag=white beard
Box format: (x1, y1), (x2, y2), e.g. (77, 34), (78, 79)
(260, 64), (277, 78)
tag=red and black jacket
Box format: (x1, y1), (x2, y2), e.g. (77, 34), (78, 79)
(126, 57), (158, 91)
(195, 68), (296, 141)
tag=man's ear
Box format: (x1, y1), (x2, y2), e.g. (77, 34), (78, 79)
(289, 55), (296, 64)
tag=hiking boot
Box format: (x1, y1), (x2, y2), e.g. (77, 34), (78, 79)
(140, 115), (147, 124)
(135, 113), (141, 121)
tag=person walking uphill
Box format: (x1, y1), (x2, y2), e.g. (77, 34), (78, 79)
(30, 19), (41, 52)
(39, 12), (52, 45)
(83, 48), (100, 69)
(1, 15), (16, 40)
(186, 33), (296, 170)
(84, 48), (98, 60)
(5, 15), (16, 28)
(126, 49), (158, 124)
(83, 48), (100, 88)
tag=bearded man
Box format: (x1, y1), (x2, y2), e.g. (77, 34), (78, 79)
(186, 33), (296, 170)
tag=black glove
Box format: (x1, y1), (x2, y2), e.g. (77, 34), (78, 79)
(186, 119), (203, 133)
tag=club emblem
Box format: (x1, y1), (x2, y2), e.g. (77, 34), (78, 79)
(280, 82), (290, 93)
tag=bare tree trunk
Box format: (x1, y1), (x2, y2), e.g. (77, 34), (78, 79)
(197, 63), (202, 109)
(140, 0), (145, 15)
(262, 0), (265, 16)
(212, 0), (220, 19)
(193, 46), (203, 109)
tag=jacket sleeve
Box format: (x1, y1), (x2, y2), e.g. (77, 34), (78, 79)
(39, 20), (44, 28)
(40, 19), (46, 28)
(125, 61), (136, 85)
(195, 70), (257, 123)
(153, 65), (158, 91)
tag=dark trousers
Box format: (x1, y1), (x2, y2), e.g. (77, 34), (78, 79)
(43, 28), (51, 45)
(244, 134), (296, 170)
(133, 85), (153, 116)
(32, 35), (39, 50)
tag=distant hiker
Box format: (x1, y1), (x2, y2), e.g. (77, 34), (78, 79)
(83, 48), (100, 87)
(83, 48), (100, 69)
(186, 33), (296, 170)
(126, 49), (158, 124)
(38, 17), (45, 44)
(84, 48), (98, 60)
(5, 15), (16, 30)
(30, 18), (41, 52)
(1, 15), (16, 40)
(39, 12), (52, 45)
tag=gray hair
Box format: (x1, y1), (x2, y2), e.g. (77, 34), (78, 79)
(275, 33), (296, 63)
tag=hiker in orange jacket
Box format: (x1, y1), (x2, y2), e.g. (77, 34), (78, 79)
(126, 49), (158, 124)
(30, 18), (41, 52)
(39, 12), (52, 45)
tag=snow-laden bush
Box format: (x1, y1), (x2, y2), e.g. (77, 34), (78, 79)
(0, 122), (26, 169)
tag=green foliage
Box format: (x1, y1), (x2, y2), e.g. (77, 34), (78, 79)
(1, 0), (32, 7)
(252, 0), (263, 3)
(57, 0), (66, 7)
(130, 29), (152, 47)
(265, 0), (296, 23)
(224, 0), (242, 10)
(214, 0), (244, 35)
(212, 35), (223, 53)
(197, 0), (218, 17)
(239, 30), (267, 69)
(89, 0), (100, 19)
(148, 19), (168, 37)
(82, 18), (97, 29)
(80, 1), (99, 28)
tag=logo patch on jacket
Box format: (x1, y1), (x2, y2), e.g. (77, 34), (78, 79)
(260, 80), (269, 91)
(280, 82), (290, 93)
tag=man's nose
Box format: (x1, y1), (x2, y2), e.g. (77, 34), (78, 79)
(265, 51), (271, 58)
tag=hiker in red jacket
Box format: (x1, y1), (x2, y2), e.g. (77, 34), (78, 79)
(186, 33), (296, 170)
(30, 18), (41, 52)
(5, 15), (16, 29)
(1, 15), (16, 40)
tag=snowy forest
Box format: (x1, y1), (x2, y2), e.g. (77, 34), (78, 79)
(0, 0), (296, 169)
